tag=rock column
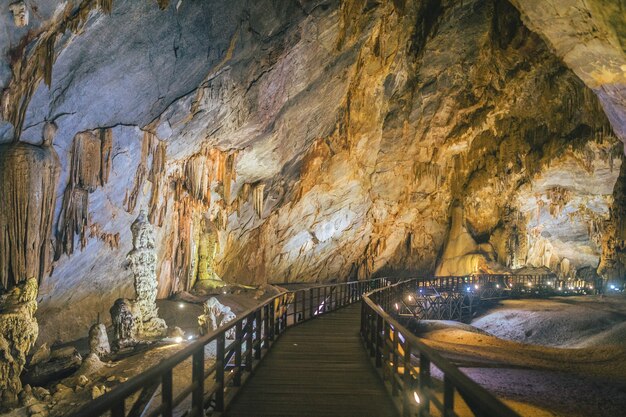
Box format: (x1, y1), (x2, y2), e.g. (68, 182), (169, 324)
(126, 211), (167, 337)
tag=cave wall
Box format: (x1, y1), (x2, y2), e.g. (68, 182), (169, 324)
(0, 0), (623, 346)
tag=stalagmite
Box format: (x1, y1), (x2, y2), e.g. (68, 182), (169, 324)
(88, 323), (110, 358)
(127, 211), (168, 338)
(0, 122), (60, 406)
(109, 298), (140, 350)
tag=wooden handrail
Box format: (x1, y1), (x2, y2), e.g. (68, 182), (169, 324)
(68, 277), (391, 417)
(361, 278), (521, 417)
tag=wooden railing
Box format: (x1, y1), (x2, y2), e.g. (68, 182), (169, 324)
(361, 278), (521, 417)
(68, 277), (391, 417)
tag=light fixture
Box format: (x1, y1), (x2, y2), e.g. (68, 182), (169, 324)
(413, 391), (421, 404)
(187, 335), (194, 341)
(174, 336), (183, 344)
(394, 303), (399, 310)
(179, 303), (185, 309)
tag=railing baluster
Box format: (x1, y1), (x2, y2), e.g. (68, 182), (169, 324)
(111, 400), (124, 417)
(255, 309), (262, 360)
(234, 320), (243, 386)
(191, 349), (204, 416)
(443, 375), (454, 417)
(246, 315), (253, 373)
(309, 288), (314, 319)
(375, 314), (383, 367)
(419, 354), (431, 417)
(162, 369), (173, 417)
(402, 341), (411, 417)
(215, 333), (225, 412)
(392, 328), (399, 396)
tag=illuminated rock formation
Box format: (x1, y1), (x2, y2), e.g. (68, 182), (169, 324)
(127, 211), (167, 338)
(0, 122), (60, 406)
(198, 298), (236, 339)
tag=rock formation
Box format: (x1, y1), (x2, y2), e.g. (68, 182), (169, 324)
(198, 298), (236, 339)
(109, 298), (140, 350)
(127, 211), (167, 338)
(193, 217), (225, 293)
(436, 205), (506, 276)
(0, 0), (622, 364)
(0, 122), (60, 407)
(88, 323), (110, 358)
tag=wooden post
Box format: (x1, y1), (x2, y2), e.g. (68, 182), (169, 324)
(376, 315), (383, 367)
(392, 329), (399, 396)
(255, 309), (262, 360)
(192, 349), (204, 415)
(215, 333), (225, 411)
(419, 353), (431, 417)
(402, 342), (411, 417)
(162, 369), (173, 417)
(246, 315), (253, 373)
(443, 375), (454, 417)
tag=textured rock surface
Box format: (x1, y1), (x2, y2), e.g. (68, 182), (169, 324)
(0, 0), (622, 351)
(127, 211), (167, 337)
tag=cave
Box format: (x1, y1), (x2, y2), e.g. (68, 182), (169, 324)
(0, 0), (625, 416)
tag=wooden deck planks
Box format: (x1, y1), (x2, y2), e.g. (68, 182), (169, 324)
(225, 304), (398, 417)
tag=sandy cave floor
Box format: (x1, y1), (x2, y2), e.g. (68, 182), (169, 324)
(416, 294), (626, 417)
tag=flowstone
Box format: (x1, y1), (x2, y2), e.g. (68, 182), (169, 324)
(198, 298), (236, 339)
(194, 218), (225, 293)
(126, 211), (167, 338)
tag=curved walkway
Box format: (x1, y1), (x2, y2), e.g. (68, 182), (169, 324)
(226, 304), (398, 417)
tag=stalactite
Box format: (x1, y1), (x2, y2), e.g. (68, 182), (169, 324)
(56, 187), (90, 257)
(0, 128), (60, 289)
(0, 124), (60, 405)
(253, 183), (265, 218)
(184, 150), (213, 205)
(98, 0), (113, 14)
(89, 223), (120, 249)
(223, 152), (237, 204)
(57, 129), (112, 257)
(43, 35), (55, 88)
(99, 128), (113, 186)
(126, 131), (155, 213)
(71, 132), (102, 191)
(148, 140), (167, 225)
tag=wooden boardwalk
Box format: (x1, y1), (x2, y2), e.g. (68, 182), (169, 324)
(225, 304), (398, 417)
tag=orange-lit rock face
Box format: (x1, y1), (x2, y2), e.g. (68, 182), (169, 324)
(0, 0), (623, 344)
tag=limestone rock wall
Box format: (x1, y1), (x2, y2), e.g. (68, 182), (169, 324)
(0, 0), (623, 347)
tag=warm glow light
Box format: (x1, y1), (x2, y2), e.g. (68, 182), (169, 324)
(413, 391), (421, 404)
(407, 295), (413, 302)
(496, 284), (500, 289)
(179, 303), (185, 309)
(174, 337), (183, 343)
(394, 303), (399, 310)
(474, 284), (479, 290)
